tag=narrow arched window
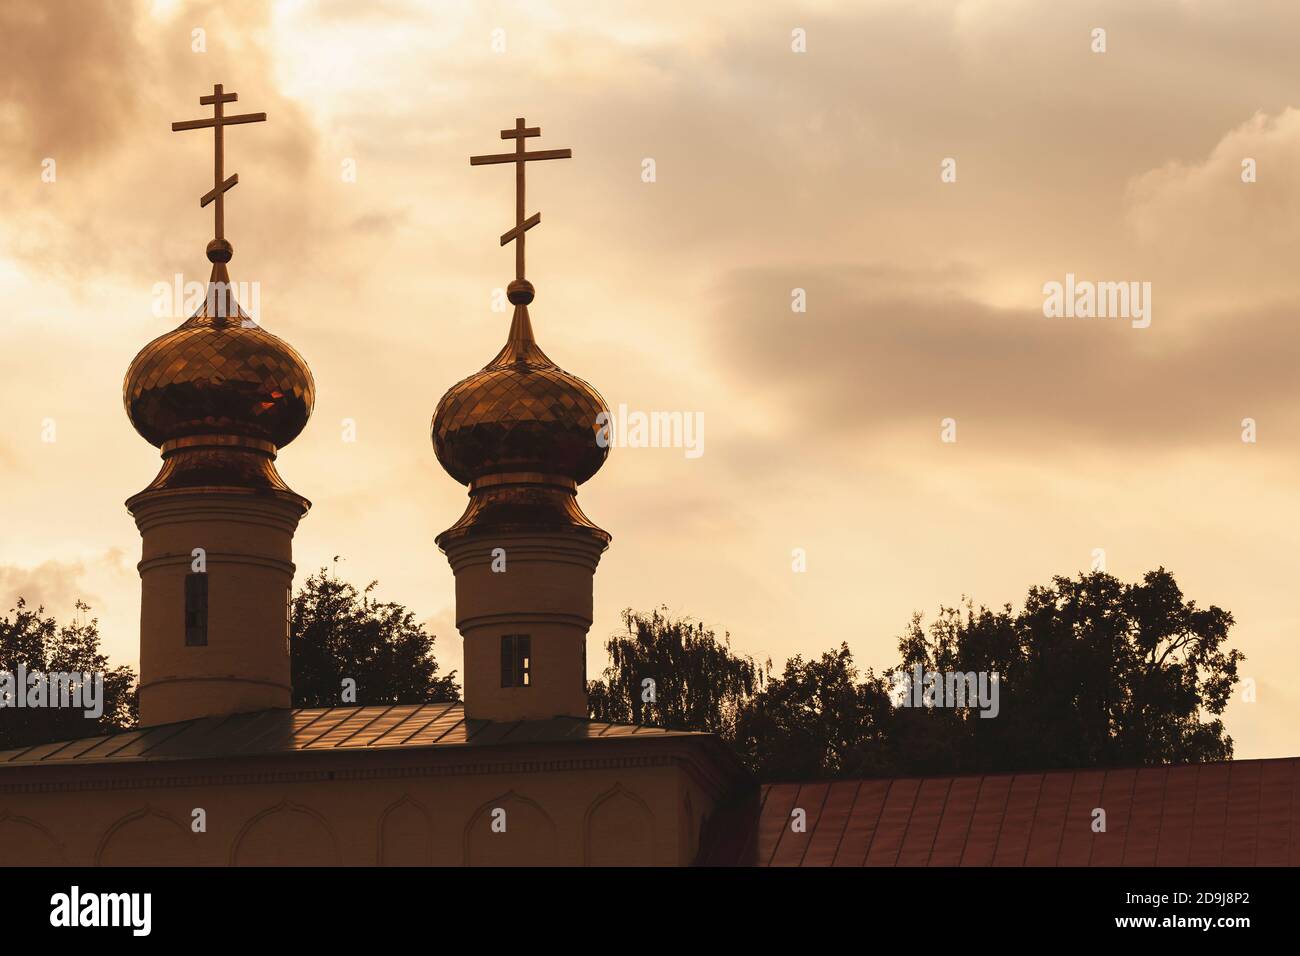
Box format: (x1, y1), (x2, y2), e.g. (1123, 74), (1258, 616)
(501, 635), (531, 687)
(185, 573), (208, 646)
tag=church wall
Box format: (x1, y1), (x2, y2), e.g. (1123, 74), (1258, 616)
(0, 741), (737, 867)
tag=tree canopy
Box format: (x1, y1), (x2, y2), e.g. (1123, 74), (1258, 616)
(890, 567), (1242, 775)
(291, 568), (459, 707)
(732, 644), (897, 780)
(590, 569), (1243, 781)
(0, 599), (138, 750)
(587, 606), (763, 738)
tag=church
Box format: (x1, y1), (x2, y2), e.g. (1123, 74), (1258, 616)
(0, 85), (1295, 868)
(0, 86), (744, 867)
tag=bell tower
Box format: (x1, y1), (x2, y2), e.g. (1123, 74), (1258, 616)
(123, 84), (314, 726)
(432, 116), (609, 722)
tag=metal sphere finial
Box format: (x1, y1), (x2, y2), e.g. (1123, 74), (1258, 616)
(507, 278), (535, 305)
(206, 238), (234, 263)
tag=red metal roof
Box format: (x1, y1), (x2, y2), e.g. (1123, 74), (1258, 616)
(697, 757), (1300, 866)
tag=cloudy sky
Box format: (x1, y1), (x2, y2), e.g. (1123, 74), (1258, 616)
(2, 0), (1298, 758)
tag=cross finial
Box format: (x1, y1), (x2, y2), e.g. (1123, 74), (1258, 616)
(171, 83), (267, 263)
(470, 117), (571, 304)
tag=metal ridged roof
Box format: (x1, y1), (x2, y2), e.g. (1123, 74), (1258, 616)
(0, 703), (705, 768)
(698, 758), (1300, 866)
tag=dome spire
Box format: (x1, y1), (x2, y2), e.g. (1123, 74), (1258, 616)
(432, 115), (608, 543)
(469, 116), (572, 307)
(124, 82), (313, 493)
(485, 303), (549, 368)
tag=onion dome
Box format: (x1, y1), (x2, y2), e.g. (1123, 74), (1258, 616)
(437, 116), (606, 544)
(433, 301), (608, 486)
(125, 260), (314, 449)
(432, 288), (610, 546)
(127, 86), (311, 499)
(124, 246), (314, 496)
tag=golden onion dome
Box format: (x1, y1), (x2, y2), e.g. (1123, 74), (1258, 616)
(433, 301), (608, 486)
(124, 262), (314, 450)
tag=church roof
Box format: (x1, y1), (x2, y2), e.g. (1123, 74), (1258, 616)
(698, 757), (1300, 866)
(0, 703), (711, 769)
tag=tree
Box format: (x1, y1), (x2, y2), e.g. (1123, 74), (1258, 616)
(291, 569), (459, 707)
(891, 568), (1243, 775)
(732, 644), (896, 780)
(0, 599), (138, 750)
(599, 568), (1243, 782)
(587, 606), (762, 738)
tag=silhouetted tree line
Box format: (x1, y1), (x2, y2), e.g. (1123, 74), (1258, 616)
(588, 569), (1243, 780)
(0, 599), (137, 750)
(2, 566), (1240, 782)
(290, 568), (460, 707)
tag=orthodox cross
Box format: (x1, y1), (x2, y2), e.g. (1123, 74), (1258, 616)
(171, 83), (266, 247)
(470, 117), (571, 301)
